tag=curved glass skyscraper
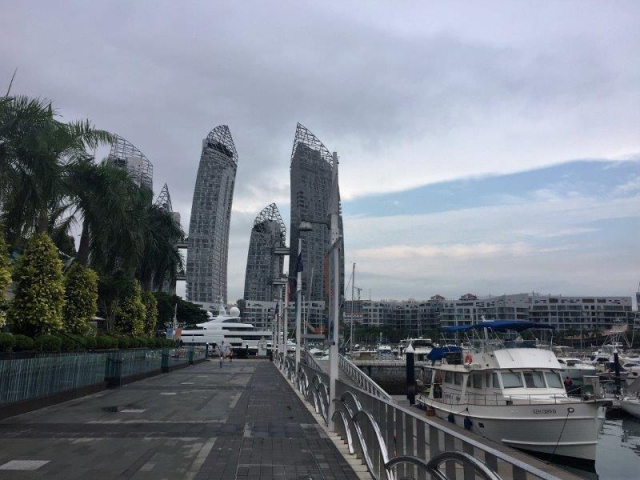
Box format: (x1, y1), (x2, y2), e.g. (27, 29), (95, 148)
(289, 123), (344, 304)
(186, 125), (238, 305)
(106, 134), (153, 191)
(243, 203), (286, 301)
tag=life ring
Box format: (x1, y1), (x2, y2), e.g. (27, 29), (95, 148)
(464, 354), (473, 364)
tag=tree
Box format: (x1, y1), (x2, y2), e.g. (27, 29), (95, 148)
(141, 290), (158, 336)
(113, 279), (146, 336)
(0, 224), (11, 329)
(7, 233), (65, 336)
(62, 263), (98, 334)
(0, 96), (112, 249)
(136, 204), (184, 291)
(154, 291), (208, 327)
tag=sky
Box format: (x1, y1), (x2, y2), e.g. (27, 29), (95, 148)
(2, 1), (640, 303)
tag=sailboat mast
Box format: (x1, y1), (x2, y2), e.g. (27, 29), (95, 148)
(350, 263), (356, 349)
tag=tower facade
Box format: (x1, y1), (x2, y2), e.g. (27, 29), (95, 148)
(243, 203), (286, 301)
(106, 134), (153, 191)
(186, 125), (238, 305)
(289, 123), (344, 306)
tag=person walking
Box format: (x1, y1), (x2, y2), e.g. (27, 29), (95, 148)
(218, 341), (227, 369)
(228, 348), (233, 364)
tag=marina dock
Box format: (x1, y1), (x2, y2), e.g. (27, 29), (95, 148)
(0, 360), (361, 480)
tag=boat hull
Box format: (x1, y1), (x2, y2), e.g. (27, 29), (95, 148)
(422, 398), (605, 465)
(620, 399), (640, 419)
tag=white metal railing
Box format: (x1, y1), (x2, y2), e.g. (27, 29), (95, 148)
(281, 351), (570, 480)
(339, 354), (393, 402)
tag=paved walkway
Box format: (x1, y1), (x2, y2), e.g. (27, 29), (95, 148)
(0, 360), (360, 480)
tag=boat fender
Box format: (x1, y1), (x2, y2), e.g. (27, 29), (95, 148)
(463, 416), (472, 430)
(464, 354), (473, 364)
(447, 412), (455, 424)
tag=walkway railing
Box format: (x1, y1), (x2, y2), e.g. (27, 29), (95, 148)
(339, 354), (393, 402)
(279, 351), (564, 480)
(0, 347), (205, 407)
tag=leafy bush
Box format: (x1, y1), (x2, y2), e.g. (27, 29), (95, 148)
(117, 337), (130, 349)
(56, 334), (86, 352)
(8, 234), (65, 337)
(0, 225), (11, 330)
(62, 264), (99, 335)
(13, 334), (34, 351)
(114, 280), (145, 336)
(141, 290), (158, 336)
(0, 332), (15, 352)
(153, 338), (164, 349)
(84, 336), (97, 350)
(34, 334), (62, 352)
(96, 335), (117, 350)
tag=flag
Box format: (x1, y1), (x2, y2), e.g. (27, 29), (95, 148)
(273, 302), (279, 318)
(295, 252), (304, 274)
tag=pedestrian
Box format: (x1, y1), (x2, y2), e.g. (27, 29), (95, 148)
(218, 341), (226, 369)
(228, 348), (233, 363)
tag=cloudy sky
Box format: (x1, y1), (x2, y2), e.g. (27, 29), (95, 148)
(2, 1), (640, 303)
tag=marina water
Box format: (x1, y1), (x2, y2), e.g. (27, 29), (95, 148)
(559, 417), (640, 479)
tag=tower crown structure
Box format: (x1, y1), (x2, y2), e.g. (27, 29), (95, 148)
(106, 134), (153, 191)
(243, 203), (286, 302)
(187, 125), (238, 305)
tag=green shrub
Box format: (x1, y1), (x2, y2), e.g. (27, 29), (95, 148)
(163, 338), (176, 348)
(7, 234), (64, 337)
(62, 264), (99, 335)
(84, 336), (97, 350)
(117, 337), (130, 349)
(0, 332), (15, 352)
(153, 338), (164, 349)
(13, 334), (34, 351)
(56, 334), (85, 352)
(96, 335), (116, 350)
(34, 334), (62, 352)
(0, 225), (11, 330)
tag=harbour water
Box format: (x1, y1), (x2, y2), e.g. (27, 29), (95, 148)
(561, 416), (640, 479)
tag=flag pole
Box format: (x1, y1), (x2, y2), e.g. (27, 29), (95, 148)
(295, 238), (303, 373)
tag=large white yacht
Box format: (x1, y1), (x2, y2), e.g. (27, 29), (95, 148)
(417, 320), (609, 468)
(177, 305), (273, 353)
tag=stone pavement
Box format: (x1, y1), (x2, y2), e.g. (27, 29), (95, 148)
(0, 359), (361, 480)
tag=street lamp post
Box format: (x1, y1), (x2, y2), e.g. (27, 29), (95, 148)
(327, 152), (341, 432)
(296, 222), (313, 374)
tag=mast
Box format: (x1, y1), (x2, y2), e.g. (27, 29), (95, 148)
(350, 263), (356, 349)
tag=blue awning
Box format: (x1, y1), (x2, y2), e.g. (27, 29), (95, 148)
(442, 320), (555, 333)
(427, 346), (462, 361)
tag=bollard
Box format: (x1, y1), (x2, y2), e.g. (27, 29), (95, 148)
(614, 350), (621, 394)
(188, 347), (194, 366)
(205, 343), (209, 358)
(406, 343), (416, 404)
(161, 348), (170, 373)
(105, 351), (123, 388)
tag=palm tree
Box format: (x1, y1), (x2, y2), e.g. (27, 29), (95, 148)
(136, 204), (184, 291)
(0, 96), (112, 249)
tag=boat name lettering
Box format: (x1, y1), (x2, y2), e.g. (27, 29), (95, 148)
(532, 408), (556, 415)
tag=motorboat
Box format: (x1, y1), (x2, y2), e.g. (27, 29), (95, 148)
(177, 305), (273, 354)
(557, 357), (597, 388)
(376, 344), (394, 360)
(417, 320), (609, 468)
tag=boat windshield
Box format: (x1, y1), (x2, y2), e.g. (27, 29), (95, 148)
(544, 372), (563, 388)
(523, 371), (545, 388)
(501, 371), (523, 388)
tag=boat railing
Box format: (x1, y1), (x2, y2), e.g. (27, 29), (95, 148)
(433, 391), (574, 407)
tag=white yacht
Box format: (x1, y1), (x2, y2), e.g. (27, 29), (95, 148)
(400, 338), (434, 361)
(177, 305), (273, 353)
(417, 320), (609, 468)
(557, 357), (597, 388)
